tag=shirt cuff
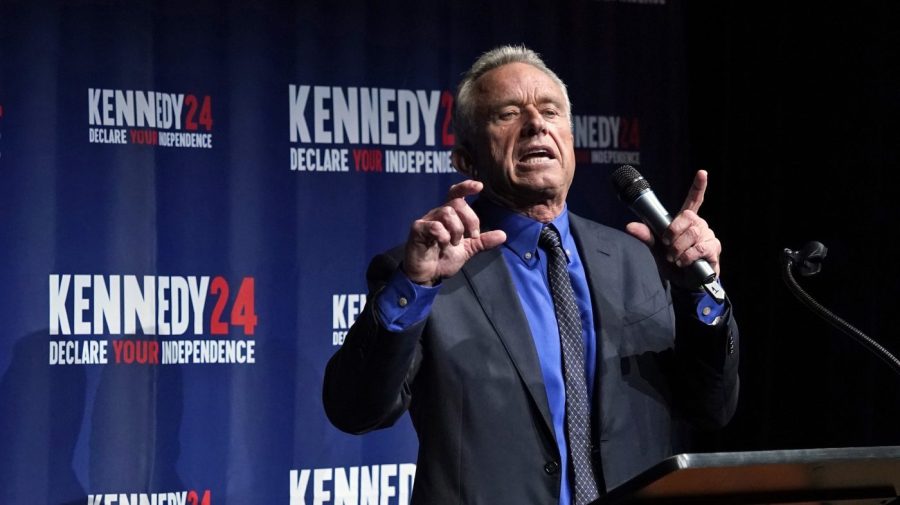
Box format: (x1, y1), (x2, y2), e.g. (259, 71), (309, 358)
(690, 285), (727, 326)
(374, 267), (441, 332)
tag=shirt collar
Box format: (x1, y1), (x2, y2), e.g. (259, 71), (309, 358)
(477, 198), (571, 266)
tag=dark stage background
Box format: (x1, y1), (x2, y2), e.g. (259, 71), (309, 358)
(0, 1), (898, 503)
(685, 2), (900, 450)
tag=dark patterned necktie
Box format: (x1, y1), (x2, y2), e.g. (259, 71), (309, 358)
(539, 225), (600, 505)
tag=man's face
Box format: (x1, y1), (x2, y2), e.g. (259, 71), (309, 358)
(467, 62), (576, 210)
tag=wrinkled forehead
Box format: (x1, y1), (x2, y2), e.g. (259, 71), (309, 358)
(472, 62), (568, 111)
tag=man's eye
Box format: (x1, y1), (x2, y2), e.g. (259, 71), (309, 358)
(498, 110), (519, 120)
(542, 109), (560, 118)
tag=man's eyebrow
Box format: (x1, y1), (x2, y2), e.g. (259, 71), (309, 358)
(490, 95), (563, 109)
(492, 99), (523, 109)
(535, 93), (565, 106)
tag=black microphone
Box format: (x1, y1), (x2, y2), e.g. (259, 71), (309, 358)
(782, 242), (900, 376)
(611, 164), (725, 303)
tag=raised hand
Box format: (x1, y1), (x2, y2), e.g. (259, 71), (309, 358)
(403, 180), (507, 286)
(625, 170), (722, 285)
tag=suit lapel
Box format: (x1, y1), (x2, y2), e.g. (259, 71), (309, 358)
(462, 248), (555, 437)
(568, 215), (625, 413)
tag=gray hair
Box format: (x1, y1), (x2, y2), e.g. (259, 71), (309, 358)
(453, 45), (572, 148)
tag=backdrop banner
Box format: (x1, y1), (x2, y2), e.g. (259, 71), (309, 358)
(0, 1), (690, 503)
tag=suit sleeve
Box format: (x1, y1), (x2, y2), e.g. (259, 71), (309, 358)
(322, 251), (427, 434)
(670, 286), (740, 430)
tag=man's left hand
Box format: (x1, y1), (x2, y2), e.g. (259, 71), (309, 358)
(625, 170), (722, 288)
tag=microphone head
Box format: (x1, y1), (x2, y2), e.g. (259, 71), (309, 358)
(784, 241), (828, 277)
(611, 165), (650, 203)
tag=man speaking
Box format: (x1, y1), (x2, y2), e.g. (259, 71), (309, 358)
(323, 45), (739, 505)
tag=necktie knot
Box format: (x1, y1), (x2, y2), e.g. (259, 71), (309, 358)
(539, 225), (563, 251)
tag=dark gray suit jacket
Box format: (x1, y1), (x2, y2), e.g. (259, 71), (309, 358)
(323, 213), (739, 504)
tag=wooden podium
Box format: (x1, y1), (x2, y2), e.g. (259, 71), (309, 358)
(593, 446), (900, 505)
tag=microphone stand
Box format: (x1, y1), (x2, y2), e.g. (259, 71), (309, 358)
(782, 242), (900, 376)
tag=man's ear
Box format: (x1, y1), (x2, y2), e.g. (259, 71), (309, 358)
(451, 147), (477, 180)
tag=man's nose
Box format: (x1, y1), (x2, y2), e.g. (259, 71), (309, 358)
(521, 107), (548, 136)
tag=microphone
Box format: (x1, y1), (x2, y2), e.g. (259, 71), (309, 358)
(611, 165), (725, 304)
(782, 242), (900, 376)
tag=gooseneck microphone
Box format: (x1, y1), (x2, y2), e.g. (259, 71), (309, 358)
(782, 242), (900, 376)
(611, 165), (726, 304)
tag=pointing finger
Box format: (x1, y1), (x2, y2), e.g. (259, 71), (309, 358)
(680, 170), (708, 214)
(447, 179), (484, 201)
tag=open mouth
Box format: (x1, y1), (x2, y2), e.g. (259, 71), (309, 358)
(518, 147), (556, 164)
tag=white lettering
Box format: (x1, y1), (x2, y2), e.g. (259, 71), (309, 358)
(290, 84), (312, 143)
(379, 89), (397, 146)
(417, 90), (439, 146)
(398, 464), (415, 505)
(361, 88), (379, 144)
(289, 84), (445, 149)
(124, 276), (156, 335)
(397, 90), (419, 146)
(379, 464), (397, 505)
(289, 464), (415, 505)
(334, 467), (359, 505)
(94, 275), (121, 334)
(170, 94), (184, 130)
(102, 89), (115, 126)
(73, 275), (92, 335)
(115, 90), (135, 127)
(333, 87), (359, 144)
(157, 276), (171, 335)
(49, 274), (71, 335)
(333, 294), (347, 329)
(48, 339), (108, 365)
(170, 276), (189, 335)
(88, 89), (102, 126)
(85, 492), (189, 505)
(50, 275), (217, 336)
(314, 468), (333, 505)
(88, 88), (193, 130)
(291, 468), (311, 505)
(160, 339), (255, 364)
(361, 466), (378, 505)
(189, 276), (209, 335)
(137, 91), (156, 127)
(574, 115), (626, 149)
(314, 86), (333, 144)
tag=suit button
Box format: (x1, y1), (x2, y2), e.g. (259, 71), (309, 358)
(544, 461), (560, 475)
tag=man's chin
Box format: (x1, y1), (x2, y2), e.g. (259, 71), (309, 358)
(486, 183), (569, 210)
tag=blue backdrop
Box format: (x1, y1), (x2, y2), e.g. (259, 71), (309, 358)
(0, 1), (699, 503)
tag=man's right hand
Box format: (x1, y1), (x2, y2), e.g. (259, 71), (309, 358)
(403, 180), (507, 286)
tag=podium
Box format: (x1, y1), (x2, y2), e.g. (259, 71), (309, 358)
(593, 446), (900, 505)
